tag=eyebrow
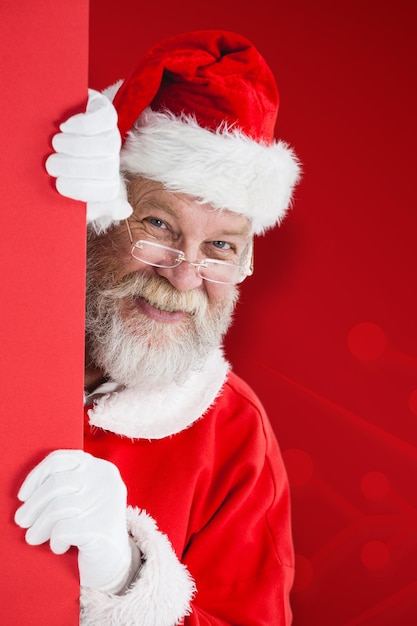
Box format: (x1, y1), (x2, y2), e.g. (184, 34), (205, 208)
(211, 229), (250, 240)
(133, 198), (251, 239)
(132, 198), (176, 215)
(208, 218), (252, 239)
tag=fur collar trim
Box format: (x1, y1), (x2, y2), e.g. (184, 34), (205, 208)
(86, 348), (230, 439)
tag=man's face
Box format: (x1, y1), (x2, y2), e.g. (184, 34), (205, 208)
(86, 177), (252, 389)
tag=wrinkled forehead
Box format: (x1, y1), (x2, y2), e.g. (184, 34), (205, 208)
(127, 176), (253, 239)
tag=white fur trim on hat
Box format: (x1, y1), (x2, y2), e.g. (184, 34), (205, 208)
(120, 108), (301, 234)
(80, 507), (195, 625)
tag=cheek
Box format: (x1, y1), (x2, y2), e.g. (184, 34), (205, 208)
(205, 283), (236, 308)
(122, 255), (161, 283)
(111, 238), (149, 279)
(92, 230), (136, 279)
(109, 250), (135, 281)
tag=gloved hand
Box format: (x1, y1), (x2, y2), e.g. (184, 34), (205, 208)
(15, 450), (134, 593)
(45, 89), (132, 232)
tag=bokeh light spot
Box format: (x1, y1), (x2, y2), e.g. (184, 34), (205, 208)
(361, 471), (390, 500)
(292, 554), (314, 592)
(360, 540), (390, 570)
(282, 448), (314, 487)
(347, 322), (387, 360)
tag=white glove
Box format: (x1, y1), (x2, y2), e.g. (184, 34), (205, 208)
(45, 89), (132, 232)
(15, 450), (134, 593)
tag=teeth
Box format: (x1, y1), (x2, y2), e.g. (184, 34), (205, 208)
(139, 294), (195, 315)
(148, 300), (178, 313)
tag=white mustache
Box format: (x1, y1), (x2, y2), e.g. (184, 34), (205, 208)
(101, 271), (209, 316)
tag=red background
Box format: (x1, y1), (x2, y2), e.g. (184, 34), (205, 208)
(89, 1), (417, 624)
(1, 1), (87, 623)
(1, 1), (415, 624)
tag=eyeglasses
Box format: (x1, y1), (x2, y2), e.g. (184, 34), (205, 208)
(125, 220), (253, 285)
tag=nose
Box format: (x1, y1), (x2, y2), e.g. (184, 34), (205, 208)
(157, 260), (204, 292)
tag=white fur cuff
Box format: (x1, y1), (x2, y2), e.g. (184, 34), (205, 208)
(80, 507), (195, 626)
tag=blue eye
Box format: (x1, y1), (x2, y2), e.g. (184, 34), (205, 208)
(213, 241), (231, 250)
(147, 217), (167, 229)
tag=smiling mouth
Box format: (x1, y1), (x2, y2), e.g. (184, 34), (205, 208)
(133, 295), (189, 322)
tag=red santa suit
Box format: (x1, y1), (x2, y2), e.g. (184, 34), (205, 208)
(81, 348), (294, 625)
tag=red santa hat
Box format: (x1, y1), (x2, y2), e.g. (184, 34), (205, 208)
(107, 30), (301, 234)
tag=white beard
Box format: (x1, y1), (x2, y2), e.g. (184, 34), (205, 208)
(86, 252), (238, 391)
